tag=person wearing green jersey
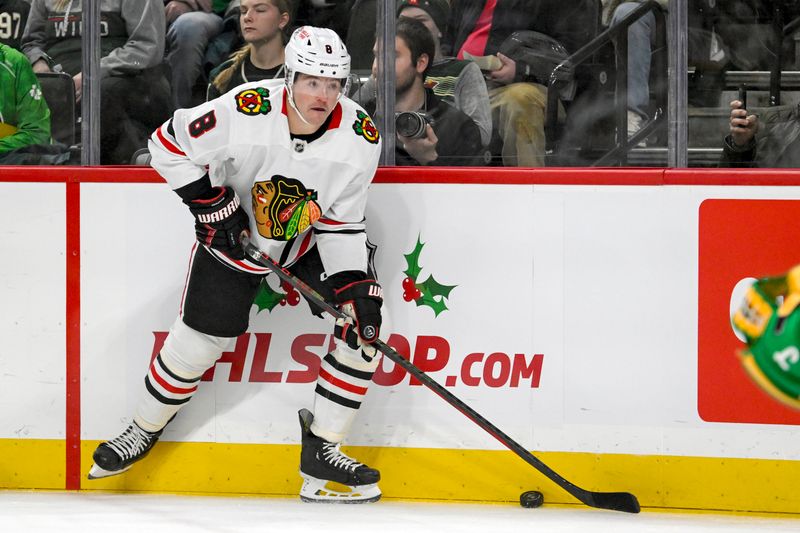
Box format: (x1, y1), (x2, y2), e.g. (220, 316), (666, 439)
(732, 264), (800, 410)
(0, 43), (51, 157)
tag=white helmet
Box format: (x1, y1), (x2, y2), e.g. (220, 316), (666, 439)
(285, 26), (351, 102)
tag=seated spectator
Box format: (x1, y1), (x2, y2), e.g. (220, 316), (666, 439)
(166, 0), (235, 109)
(604, 0), (730, 142)
(0, 42), (52, 161)
(719, 98), (800, 168)
(398, 0), (492, 148)
(207, 0), (291, 100)
(22, 0), (171, 164)
(0, 0), (31, 50)
(291, 0), (350, 41)
(603, 0), (667, 141)
(442, 0), (596, 167)
(366, 17), (483, 166)
(355, 0), (491, 148)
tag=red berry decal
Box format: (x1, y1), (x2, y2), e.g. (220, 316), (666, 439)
(402, 276), (415, 290)
(287, 291), (300, 306)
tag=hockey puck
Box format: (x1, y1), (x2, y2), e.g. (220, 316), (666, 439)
(519, 490), (543, 508)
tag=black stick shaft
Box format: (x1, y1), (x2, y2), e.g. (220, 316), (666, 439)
(243, 241), (640, 513)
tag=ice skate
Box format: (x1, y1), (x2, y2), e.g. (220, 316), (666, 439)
(87, 422), (163, 480)
(298, 408), (381, 503)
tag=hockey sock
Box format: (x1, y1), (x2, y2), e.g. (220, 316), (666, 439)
(134, 318), (236, 432)
(310, 339), (380, 443)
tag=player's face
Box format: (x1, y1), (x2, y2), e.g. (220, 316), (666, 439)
(292, 74), (343, 126)
(240, 0), (288, 43)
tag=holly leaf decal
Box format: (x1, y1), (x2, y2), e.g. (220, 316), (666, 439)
(401, 235), (456, 317)
(253, 278), (286, 313)
(403, 236), (425, 280)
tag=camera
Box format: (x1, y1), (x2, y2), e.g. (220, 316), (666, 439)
(395, 111), (431, 139)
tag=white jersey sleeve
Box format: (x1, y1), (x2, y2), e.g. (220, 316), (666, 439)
(148, 98), (235, 191)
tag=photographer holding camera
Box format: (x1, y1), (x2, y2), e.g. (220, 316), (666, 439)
(367, 17), (483, 166)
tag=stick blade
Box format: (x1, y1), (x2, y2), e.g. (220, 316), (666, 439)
(584, 491), (640, 513)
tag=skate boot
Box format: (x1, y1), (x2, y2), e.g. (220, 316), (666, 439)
(298, 408), (381, 503)
(87, 421), (163, 480)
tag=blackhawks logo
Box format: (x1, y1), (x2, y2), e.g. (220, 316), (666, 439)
(235, 87), (271, 116)
(401, 235), (457, 316)
(251, 175), (321, 241)
(353, 110), (380, 144)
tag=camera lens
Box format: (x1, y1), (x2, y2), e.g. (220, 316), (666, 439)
(395, 112), (427, 139)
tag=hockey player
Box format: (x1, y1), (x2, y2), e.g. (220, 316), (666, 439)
(732, 264), (800, 410)
(88, 26), (385, 503)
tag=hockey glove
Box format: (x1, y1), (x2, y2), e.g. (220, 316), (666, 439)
(334, 316), (377, 360)
(184, 186), (250, 259)
(328, 271), (383, 344)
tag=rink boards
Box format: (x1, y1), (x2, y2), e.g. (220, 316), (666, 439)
(1, 167), (800, 514)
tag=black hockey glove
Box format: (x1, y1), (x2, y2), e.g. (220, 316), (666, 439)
(328, 271), (383, 344)
(184, 185), (250, 260)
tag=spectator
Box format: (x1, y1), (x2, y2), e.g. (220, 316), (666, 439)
(604, 0), (732, 142)
(442, 0), (597, 167)
(21, 0), (171, 164)
(291, 0), (350, 41)
(207, 0), (290, 100)
(719, 98), (800, 168)
(367, 17), (483, 166)
(397, 0), (491, 148)
(603, 0), (667, 141)
(356, 0), (491, 148)
(0, 0), (31, 50)
(166, 0), (233, 109)
(0, 42), (51, 161)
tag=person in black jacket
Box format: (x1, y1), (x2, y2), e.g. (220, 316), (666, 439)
(366, 17), (483, 166)
(442, 0), (597, 166)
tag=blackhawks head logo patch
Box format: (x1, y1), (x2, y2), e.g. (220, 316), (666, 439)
(353, 110), (380, 144)
(235, 87), (271, 116)
(251, 175), (321, 241)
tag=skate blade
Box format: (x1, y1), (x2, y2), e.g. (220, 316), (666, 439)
(299, 474), (381, 504)
(87, 462), (132, 480)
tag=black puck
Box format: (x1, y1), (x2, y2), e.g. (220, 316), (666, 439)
(519, 490), (543, 508)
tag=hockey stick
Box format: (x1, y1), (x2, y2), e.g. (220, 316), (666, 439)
(243, 240), (640, 513)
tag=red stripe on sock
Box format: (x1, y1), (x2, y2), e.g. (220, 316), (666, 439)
(319, 367), (368, 395)
(150, 365), (198, 395)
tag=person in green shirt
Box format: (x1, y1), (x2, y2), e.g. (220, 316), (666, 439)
(0, 42), (50, 155)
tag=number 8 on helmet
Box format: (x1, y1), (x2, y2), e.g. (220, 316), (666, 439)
(284, 26), (351, 123)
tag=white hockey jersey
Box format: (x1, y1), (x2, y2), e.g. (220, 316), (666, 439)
(149, 79), (382, 276)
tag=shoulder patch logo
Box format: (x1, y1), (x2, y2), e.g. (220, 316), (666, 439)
(235, 87), (272, 116)
(352, 110), (380, 144)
